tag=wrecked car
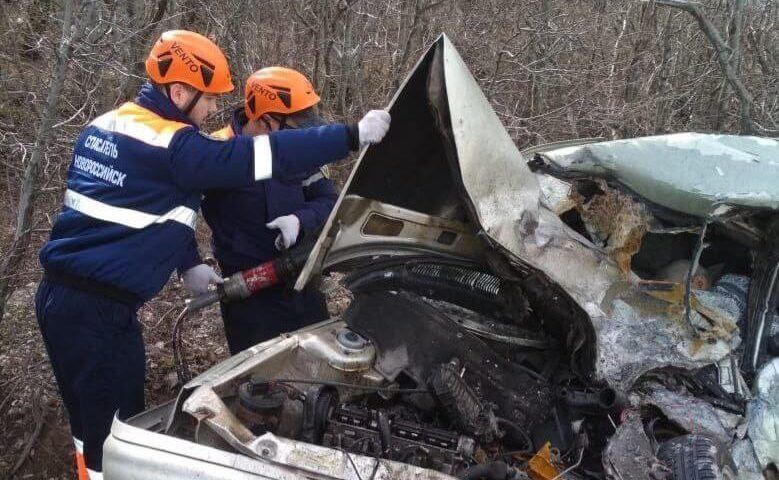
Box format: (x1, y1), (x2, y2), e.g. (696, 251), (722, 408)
(102, 35), (779, 480)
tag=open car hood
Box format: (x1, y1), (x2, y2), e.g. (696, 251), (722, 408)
(294, 34), (742, 390)
(295, 34), (542, 289)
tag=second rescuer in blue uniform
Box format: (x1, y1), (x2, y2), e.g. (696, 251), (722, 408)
(35, 30), (390, 479)
(203, 67), (337, 354)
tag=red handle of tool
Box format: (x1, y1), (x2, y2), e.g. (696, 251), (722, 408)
(241, 261), (280, 294)
(187, 238), (315, 310)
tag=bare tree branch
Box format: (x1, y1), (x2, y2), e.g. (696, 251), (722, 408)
(0, 0), (78, 322)
(117, 0), (170, 100)
(654, 0), (772, 134)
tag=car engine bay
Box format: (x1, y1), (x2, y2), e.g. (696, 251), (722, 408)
(162, 258), (636, 479)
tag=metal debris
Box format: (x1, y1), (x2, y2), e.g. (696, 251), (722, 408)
(571, 180), (652, 277)
(745, 358), (779, 470)
(641, 383), (731, 443)
(602, 411), (667, 479)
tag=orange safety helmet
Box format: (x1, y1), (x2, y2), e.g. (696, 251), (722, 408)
(244, 67), (321, 121)
(145, 30), (234, 93)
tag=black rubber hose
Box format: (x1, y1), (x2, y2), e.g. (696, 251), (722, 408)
(558, 387), (619, 412)
(458, 461), (510, 480)
(172, 307), (192, 385)
(496, 417), (534, 454)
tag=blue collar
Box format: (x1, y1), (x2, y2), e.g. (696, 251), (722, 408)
(134, 82), (197, 127)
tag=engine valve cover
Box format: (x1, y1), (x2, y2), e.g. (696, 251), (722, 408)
(322, 403), (475, 475)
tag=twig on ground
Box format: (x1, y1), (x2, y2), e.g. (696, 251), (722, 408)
(8, 392), (48, 477)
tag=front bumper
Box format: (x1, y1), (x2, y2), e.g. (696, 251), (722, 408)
(103, 399), (456, 480)
(103, 404), (294, 480)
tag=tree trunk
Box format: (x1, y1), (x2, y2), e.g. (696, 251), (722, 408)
(0, 0), (77, 322)
(652, 10), (674, 133)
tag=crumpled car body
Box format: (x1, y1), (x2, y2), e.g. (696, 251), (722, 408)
(103, 34), (779, 479)
(534, 133), (779, 217)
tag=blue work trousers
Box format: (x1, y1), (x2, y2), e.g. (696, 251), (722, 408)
(35, 279), (145, 473)
(220, 281), (328, 355)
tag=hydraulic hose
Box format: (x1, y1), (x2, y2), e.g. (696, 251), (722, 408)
(172, 306), (192, 385)
(172, 239), (316, 384)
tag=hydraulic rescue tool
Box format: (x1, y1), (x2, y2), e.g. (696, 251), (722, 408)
(187, 238), (315, 311)
(173, 240), (316, 383)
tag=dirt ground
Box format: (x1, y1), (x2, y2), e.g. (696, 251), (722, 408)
(0, 225), (353, 480)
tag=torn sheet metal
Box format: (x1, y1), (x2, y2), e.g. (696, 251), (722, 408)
(596, 284), (740, 390)
(182, 386), (259, 457)
(641, 383), (730, 443)
(745, 357), (779, 469)
(731, 439), (764, 480)
(572, 180), (653, 276)
(715, 355), (750, 398)
(537, 133), (779, 218)
(537, 175), (575, 214)
(437, 35), (542, 262)
(602, 411), (666, 479)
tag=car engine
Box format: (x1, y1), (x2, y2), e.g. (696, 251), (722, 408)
(229, 371), (527, 477)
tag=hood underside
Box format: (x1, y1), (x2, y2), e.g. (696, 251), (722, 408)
(296, 34), (547, 289)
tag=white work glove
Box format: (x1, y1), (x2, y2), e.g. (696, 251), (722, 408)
(358, 110), (391, 147)
(182, 264), (223, 296)
(266, 214), (301, 250)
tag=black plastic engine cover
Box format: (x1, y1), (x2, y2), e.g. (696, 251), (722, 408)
(343, 291), (552, 430)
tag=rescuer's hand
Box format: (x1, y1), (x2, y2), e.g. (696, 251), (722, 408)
(266, 214), (301, 250)
(358, 110), (391, 147)
(182, 264), (224, 296)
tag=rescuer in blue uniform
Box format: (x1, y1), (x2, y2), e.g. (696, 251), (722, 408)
(34, 30), (390, 479)
(202, 67), (338, 355)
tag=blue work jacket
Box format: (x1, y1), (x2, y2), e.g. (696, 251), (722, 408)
(201, 111), (338, 272)
(40, 83), (353, 301)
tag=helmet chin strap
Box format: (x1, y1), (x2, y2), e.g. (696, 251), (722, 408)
(261, 114), (288, 132)
(182, 90), (203, 117)
(260, 116), (273, 132)
(163, 83), (203, 118)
